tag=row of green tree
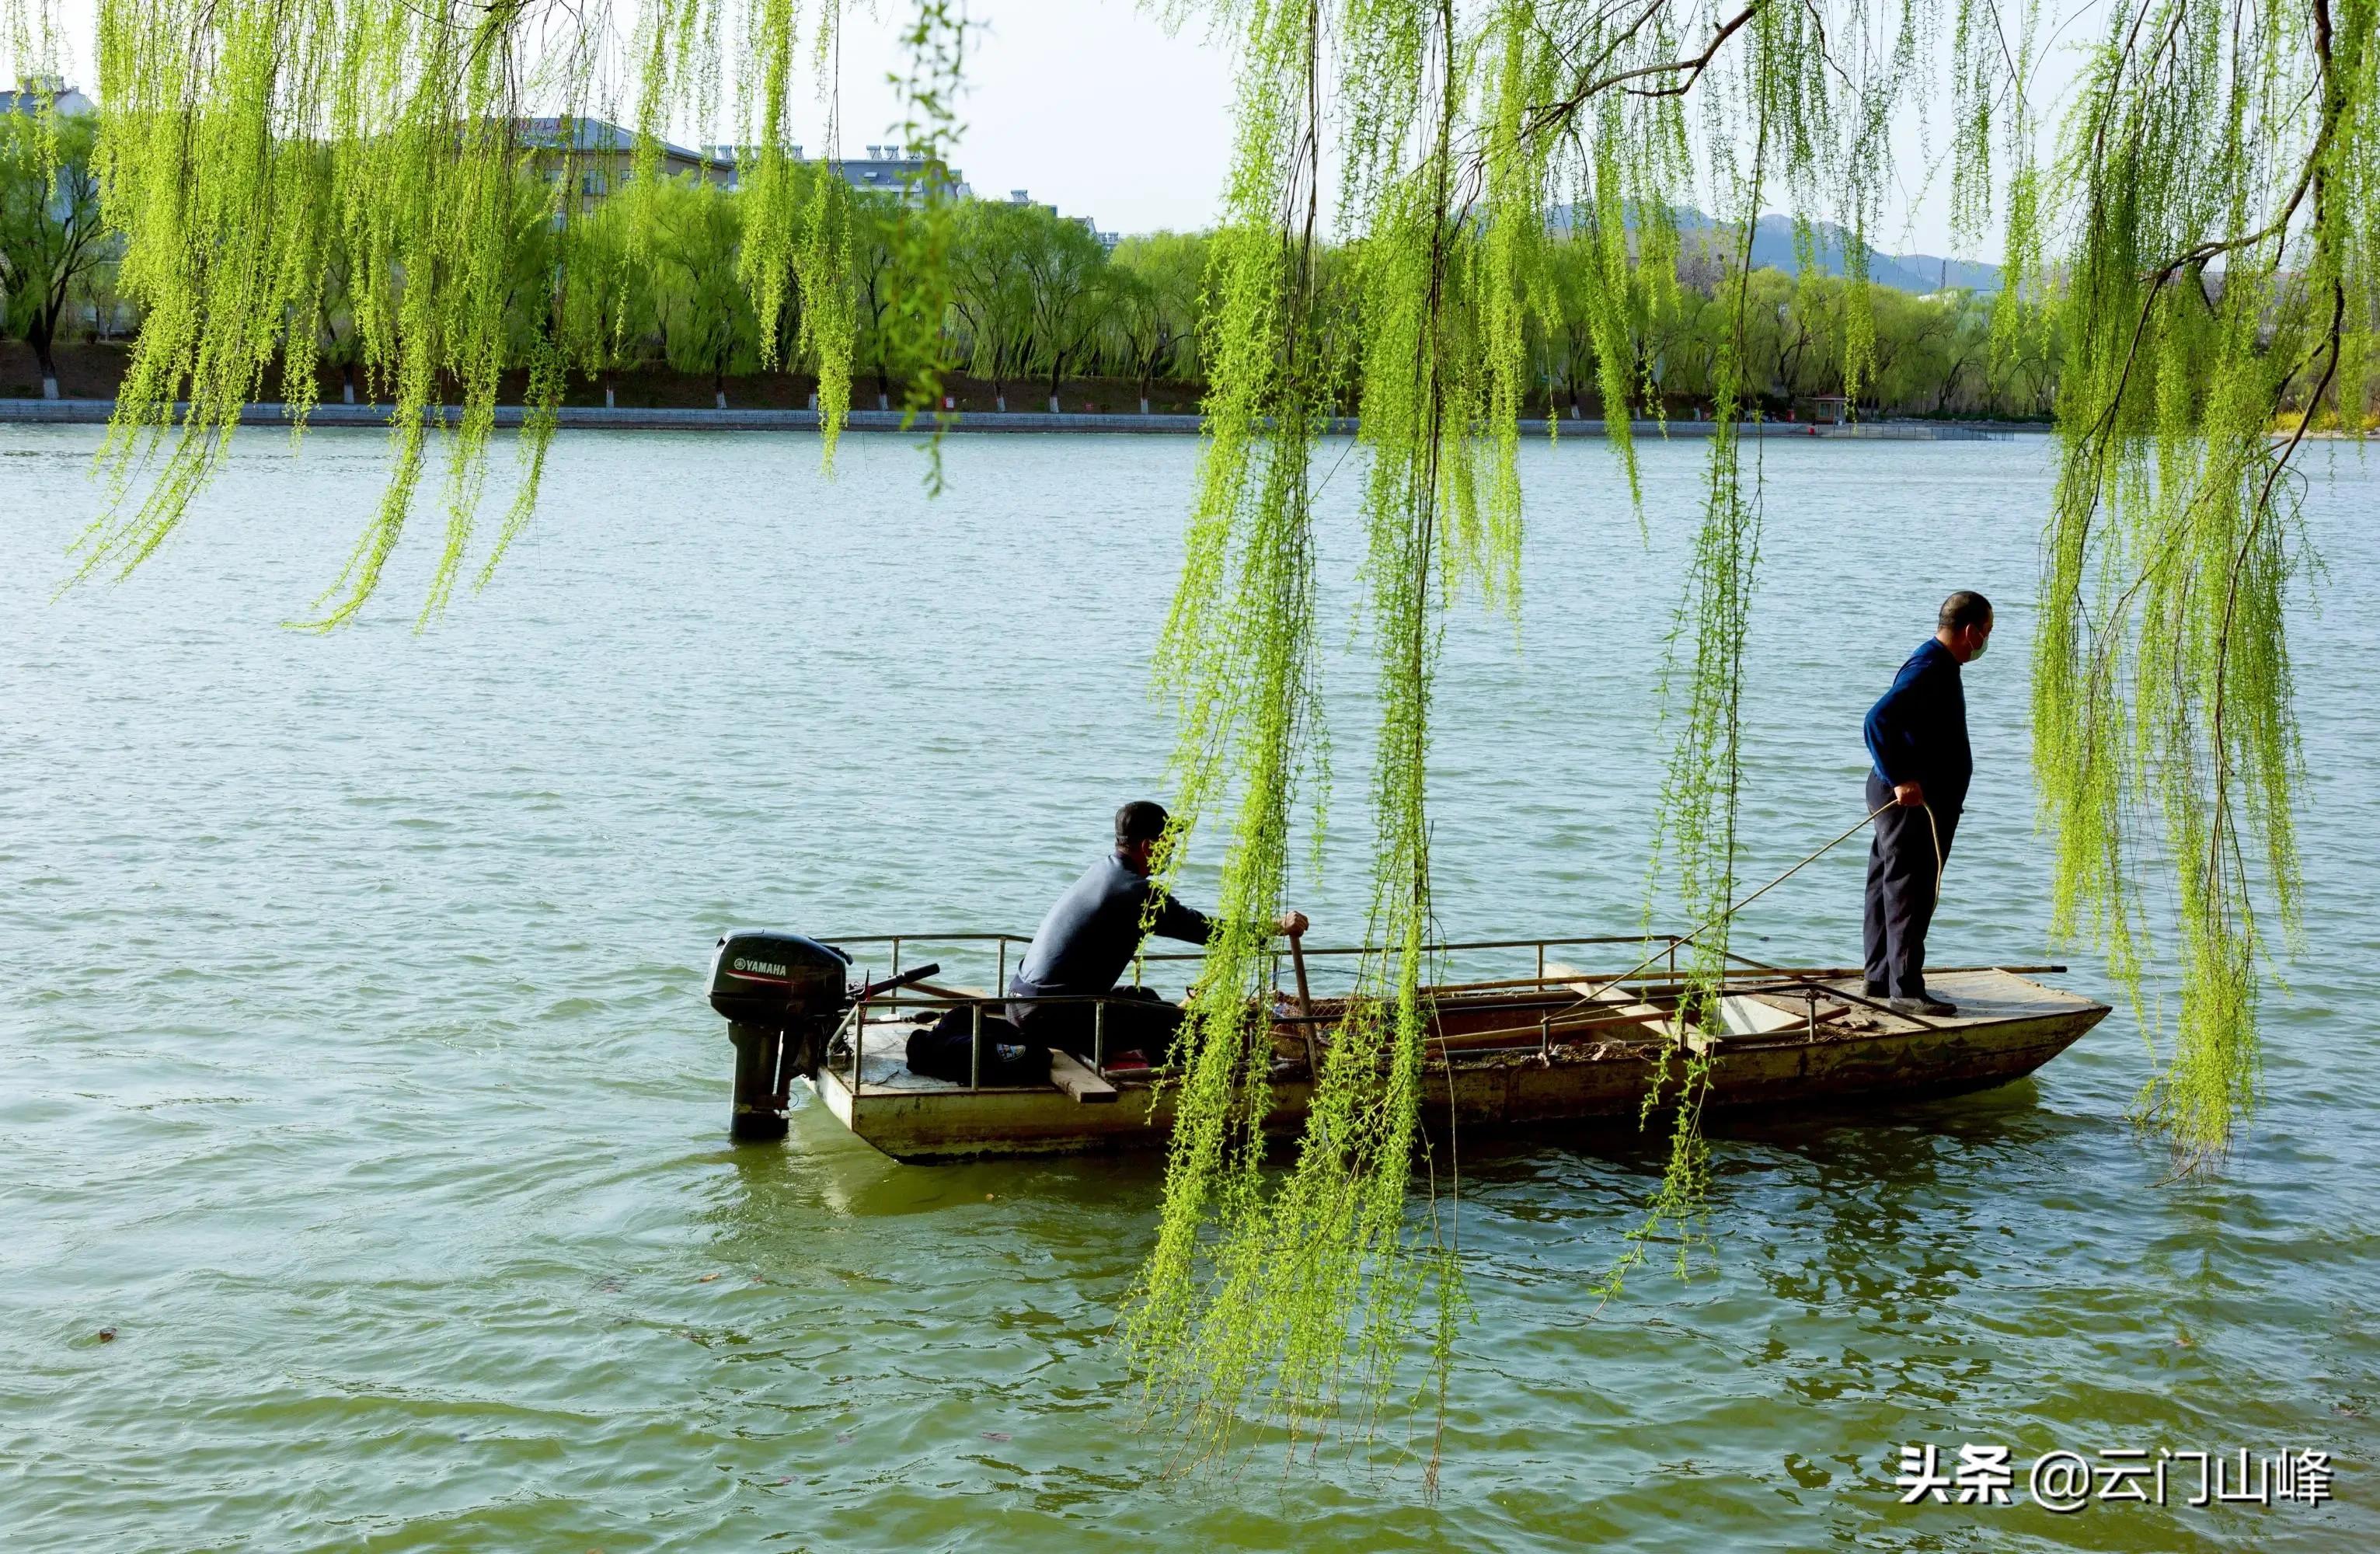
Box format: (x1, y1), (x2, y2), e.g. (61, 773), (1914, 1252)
(2, 113), (2058, 418)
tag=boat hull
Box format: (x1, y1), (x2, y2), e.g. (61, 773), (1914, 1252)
(805, 968), (2109, 1164)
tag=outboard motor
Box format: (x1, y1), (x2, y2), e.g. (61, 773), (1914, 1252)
(706, 929), (943, 1141)
(709, 930), (851, 1141)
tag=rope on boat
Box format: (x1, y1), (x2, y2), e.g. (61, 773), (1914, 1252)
(1591, 798), (1906, 995)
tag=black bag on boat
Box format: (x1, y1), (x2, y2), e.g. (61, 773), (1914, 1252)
(905, 1006), (1049, 1085)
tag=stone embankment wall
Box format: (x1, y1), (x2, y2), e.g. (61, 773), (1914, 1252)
(0, 399), (2041, 438)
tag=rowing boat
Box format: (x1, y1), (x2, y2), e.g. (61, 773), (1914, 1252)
(706, 929), (2111, 1163)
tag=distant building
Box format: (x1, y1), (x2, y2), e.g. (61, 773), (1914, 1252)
(514, 117), (734, 214)
(0, 97), (1117, 227)
(2, 75), (97, 118)
(1002, 186), (1119, 252)
(699, 141), (977, 207)
(0, 98), (1126, 246)
(545, 123), (1123, 246)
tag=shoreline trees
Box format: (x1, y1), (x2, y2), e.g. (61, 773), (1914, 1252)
(0, 110), (107, 401)
(0, 128), (2079, 423)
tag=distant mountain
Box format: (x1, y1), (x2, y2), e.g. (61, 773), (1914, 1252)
(1728, 212), (2004, 294)
(1549, 204), (2002, 294)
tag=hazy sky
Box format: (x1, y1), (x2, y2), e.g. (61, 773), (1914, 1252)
(797, 2), (1242, 237)
(30, 0), (2099, 260)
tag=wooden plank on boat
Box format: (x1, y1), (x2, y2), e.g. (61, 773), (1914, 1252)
(1049, 1050), (1119, 1105)
(1719, 994), (1802, 1035)
(1744, 989), (1856, 1022)
(1545, 960), (1671, 1039)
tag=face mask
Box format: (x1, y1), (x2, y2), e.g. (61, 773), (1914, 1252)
(1969, 635), (1989, 661)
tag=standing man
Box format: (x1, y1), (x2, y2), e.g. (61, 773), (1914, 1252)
(1862, 591), (1993, 1017)
(1008, 800), (1308, 1066)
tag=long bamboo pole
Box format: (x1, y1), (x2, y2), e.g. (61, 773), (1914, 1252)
(1289, 929), (1319, 1075)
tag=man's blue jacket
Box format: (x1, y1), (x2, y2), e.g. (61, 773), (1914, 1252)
(1863, 638), (1971, 814)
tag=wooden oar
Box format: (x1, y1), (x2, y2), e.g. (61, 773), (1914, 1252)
(1289, 929), (1320, 1076)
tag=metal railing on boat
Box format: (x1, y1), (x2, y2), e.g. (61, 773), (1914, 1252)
(815, 932), (2068, 1100)
(823, 930), (1698, 994)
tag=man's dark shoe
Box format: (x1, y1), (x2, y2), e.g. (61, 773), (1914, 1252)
(1888, 995), (1957, 1018)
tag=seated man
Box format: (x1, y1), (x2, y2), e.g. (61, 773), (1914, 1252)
(1007, 800), (1308, 1066)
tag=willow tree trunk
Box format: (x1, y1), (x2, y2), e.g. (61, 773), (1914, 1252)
(31, 327), (59, 400)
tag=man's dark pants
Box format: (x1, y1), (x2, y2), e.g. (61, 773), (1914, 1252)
(1863, 771), (1959, 998)
(1018, 984), (1185, 1066)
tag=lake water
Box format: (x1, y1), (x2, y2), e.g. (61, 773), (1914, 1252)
(3, 425), (2376, 1552)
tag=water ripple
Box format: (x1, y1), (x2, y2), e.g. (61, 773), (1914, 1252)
(2, 427), (2375, 1551)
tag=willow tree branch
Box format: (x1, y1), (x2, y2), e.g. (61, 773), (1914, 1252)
(2203, 0), (2350, 899)
(2069, 0), (2349, 554)
(1524, 2), (1767, 135)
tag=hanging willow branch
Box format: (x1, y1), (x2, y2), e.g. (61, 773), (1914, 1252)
(5, 0), (2371, 1470)
(1123, 0), (1504, 1479)
(1123, 0), (1340, 1465)
(2033, 0), (2371, 1169)
(37, 0), (890, 622)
